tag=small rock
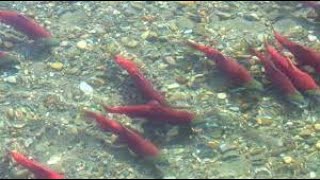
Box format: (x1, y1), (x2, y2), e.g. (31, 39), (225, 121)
(164, 56), (176, 65)
(308, 34), (318, 42)
(4, 76), (17, 84)
(310, 171), (317, 178)
(299, 129), (313, 138)
(178, 1), (196, 6)
(79, 81), (94, 95)
(121, 37), (139, 48)
(219, 143), (237, 153)
(208, 140), (220, 149)
(313, 123), (320, 131)
(256, 118), (273, 126)
(49, 62), (64, 71)
(77, 40), (88, 49)
(315, 141), (320, 150)
(5, 108), (15, 120)
(175, 76), (188, 85)
(184, 29), (193, 34)
(216, 11), (233, 20)
(244, 13), (260, 21)
(229, 106), (240, 112)
(177, 17), (195, 30)
(167, 83), (180, 90)
(217, 92), (227, 99)
(60, 41), (69, 47)
(283, 156), (293, 164)
(141, 31), (158, 41)
(3, 41), (13, 48)
(47, 155), (62, 165)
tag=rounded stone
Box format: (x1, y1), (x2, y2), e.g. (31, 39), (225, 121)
(217, 92), (227, 99)
(77, 40), (88, 49)
(49, 62), (64, 71)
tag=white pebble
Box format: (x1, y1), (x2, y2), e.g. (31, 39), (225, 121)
(47, 155), (62, 165)
(77, 40), (88, 49)
(60, 41), (69, 47)
(184, 29), (193, 34)
(310, 171), (316, 178)
(4, 76), (17, 84)
(79, 81), (93, 95)
(217, 92), (227, 99)
(308, 34), (318, 42)
(167, 83), (180, 89)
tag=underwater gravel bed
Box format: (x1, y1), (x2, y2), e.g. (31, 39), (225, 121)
(1, 1), (320, 179)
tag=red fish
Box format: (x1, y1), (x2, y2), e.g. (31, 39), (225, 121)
(114, 55), (167, 106)
(83, 109), (160, 159)
(250, 48), (305, 106)
(103, 102), (195, 125)
(84, 109), (124, 135)
(265, 43), (320, 97)
(186, 40), (262, 91)
(10, 151), (64, 179)
(0, 10), (52, 40)
(273, 31), (320, 73)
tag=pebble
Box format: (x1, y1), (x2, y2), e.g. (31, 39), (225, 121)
(4, 76), (17, 84)
(60, 41), (69, 47)
(308, 34), (318, 42)
(121, 37), (139, 48)
(164, 56), (176, 65)
(283, 156), (293, 164)
(47, 155), (62, 165)
(299, 129), (313, 138)
(315, 141), (320, 150)
(216, 11), (233, 20)
(3, 41), (13, 48)
(310, 171), (317, 178)
(79, 81), (94, 95)
(167, 83), (180, 90)
(49, 62), (64, 71)
(313, 123), (320, 131)
(5, 108), (15, 120)
(243, 13), (259, 21)
(77, 40), (88, 49)
(256, 118), (273, 126)
(208, 140), (220, 149)
(219, 143), (237, 153)
(217, 92), (227, 99)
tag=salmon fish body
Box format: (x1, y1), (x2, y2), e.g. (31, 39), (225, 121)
(274, 31), (320, 73)
(266, 43), (320, 95)
(0, 10), (52, 40)
(104, 103), (195, 125)
(250, 48), (305, 106)
(83, 109), (161, 159)
(10, 151), (64, 179)
(187, 40), (262, 91)
(114, 55), (167, 106)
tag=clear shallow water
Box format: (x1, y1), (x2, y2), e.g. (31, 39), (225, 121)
(1, 1), (320, 179)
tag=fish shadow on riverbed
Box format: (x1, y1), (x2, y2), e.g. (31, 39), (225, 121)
(15, 40), (57, 61)
(83, 129), (165, 179)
